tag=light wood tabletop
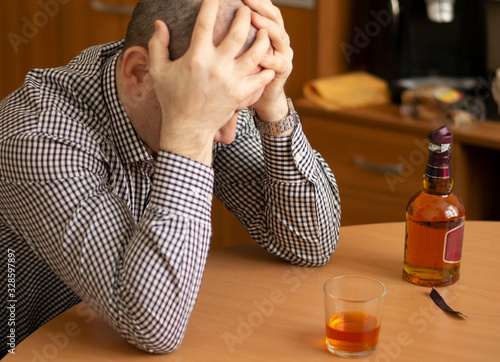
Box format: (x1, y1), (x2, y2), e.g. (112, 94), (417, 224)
(6, 221), (500, 361)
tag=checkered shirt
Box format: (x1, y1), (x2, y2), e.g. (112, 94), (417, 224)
(0, 40), (340, 355)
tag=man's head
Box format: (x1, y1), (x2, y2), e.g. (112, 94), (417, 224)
(123, 0), (257, 60)
(117, 0), (269, 152)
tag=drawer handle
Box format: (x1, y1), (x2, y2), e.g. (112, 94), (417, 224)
(90, 1), (135, 15)
(353, 156), (404, 175)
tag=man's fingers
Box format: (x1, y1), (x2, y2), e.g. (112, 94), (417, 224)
(190, 0), (219, 55)
(251, 11), (290, 56)
(242, 69), (275, 98)
(243, 0), (284, 27)
(236, 28), (270, 72)
(217, 6), (252, 58)
(243, 0), (292, 62)
(260, 52), (291, 75)
(148, 20), (171, 73)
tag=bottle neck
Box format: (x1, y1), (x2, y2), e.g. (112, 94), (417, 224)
(423, 175), (453, 195)
(423, 148), (453, 195)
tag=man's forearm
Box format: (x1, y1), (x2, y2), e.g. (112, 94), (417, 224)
(118, 151), (214, 352)
(213, 113), (340, 266)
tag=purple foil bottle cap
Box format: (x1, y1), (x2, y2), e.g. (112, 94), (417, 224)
(428, 125), (453, 153)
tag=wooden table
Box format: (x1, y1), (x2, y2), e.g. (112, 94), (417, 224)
(6, 221), (500, 361)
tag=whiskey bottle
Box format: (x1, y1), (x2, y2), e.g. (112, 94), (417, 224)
(403, 125), (466, 287)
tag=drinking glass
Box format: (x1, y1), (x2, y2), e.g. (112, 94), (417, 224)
(323, 275), (386, 358)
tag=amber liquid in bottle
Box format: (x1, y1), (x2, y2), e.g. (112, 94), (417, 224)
(403, 127), (466, 287)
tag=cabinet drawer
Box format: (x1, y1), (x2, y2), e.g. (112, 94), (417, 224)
(303, 117), (428, 199)
(339, 188), (407, 226)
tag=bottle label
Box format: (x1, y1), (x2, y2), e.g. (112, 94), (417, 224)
(443, 222), (464, 263)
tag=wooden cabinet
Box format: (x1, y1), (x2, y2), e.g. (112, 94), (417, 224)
(296, 101), (500, 226)
(60, 0), (135, 62)
(0, 1), (61, 99)
(0, 0), (136, 100)
(302, 116), (425, 225)
(278, 0), (353, 99)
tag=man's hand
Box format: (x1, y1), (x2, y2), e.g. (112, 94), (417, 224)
(148, 0), (275, 166)
(244, 0), (294, 122)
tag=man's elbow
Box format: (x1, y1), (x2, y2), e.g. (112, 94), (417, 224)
(307, 230), (339, 267)
(130, 331), (184, 355)
(309, 247), (335, 267)
(289, 238), (337, 267)
(315, 214), (341, 266)
(124, 315), (188, 355)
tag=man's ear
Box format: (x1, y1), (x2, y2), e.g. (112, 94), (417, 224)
(120, 46), (152, 98)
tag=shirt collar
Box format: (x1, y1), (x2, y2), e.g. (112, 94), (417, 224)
(102, 50), (154, 164)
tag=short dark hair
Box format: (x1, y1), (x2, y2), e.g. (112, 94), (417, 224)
(123, 0), (255, 61)
(123, 0), (202, 60)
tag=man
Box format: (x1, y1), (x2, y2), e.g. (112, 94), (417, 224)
(0, 0), (340, 355)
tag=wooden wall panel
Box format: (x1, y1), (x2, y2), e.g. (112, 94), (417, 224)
(278, 6), (314, 99)
(60, 0), (135, 63)
(315, 0), (353, 78)
(0, 1), (61, 99)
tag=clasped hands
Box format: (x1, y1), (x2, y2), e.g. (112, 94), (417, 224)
(148, 0), (293, 166)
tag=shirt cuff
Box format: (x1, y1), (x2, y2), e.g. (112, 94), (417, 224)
(260, 120), (318, 184)
(149, 150), (214, 224)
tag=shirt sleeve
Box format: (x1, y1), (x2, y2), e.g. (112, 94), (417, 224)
(0, 132), (214, 353)
(212, 110), (341, 266)
(119, 151), (214, 351)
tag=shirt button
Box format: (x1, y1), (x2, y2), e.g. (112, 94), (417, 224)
(294, 152), (304, 163)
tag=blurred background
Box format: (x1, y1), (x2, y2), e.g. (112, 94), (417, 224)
(1, 0), (499, 111)
(1, 0), (499, 248)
